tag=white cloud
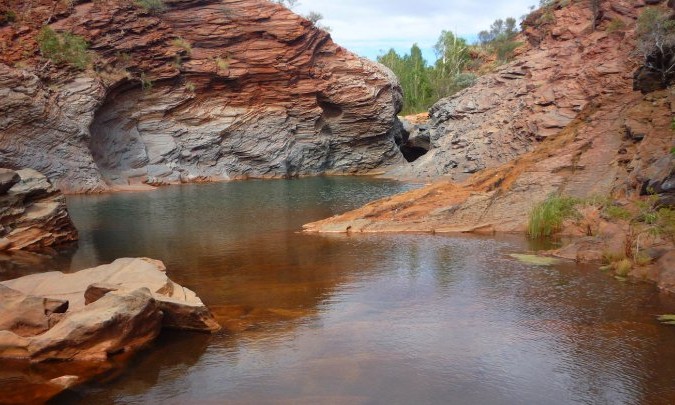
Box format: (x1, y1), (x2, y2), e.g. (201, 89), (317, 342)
(294, 0), (538, 61)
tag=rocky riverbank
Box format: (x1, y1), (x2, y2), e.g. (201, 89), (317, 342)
(304, 0), (675, 291)
(0, 257), (219, 403)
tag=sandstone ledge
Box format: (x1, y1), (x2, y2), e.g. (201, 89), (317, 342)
(0, 257), (219, 401)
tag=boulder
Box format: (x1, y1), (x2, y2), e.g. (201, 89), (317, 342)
(656, 251), (675, 293)
(1, 257), (220, 333)
(0, 258), (219, 402)
(0, 285), (68, 337)
(28, 288), (162, 362)
(0, 169), (19, 195)
(0, 168), (78, 251)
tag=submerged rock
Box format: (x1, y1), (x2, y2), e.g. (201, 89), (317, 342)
(509, 254), (561, 266)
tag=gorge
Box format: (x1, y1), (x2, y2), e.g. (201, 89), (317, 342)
(0, 0), (675, 403)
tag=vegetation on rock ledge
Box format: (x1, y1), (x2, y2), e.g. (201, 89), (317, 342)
(134, 0), (166, 14)
(37, 27), (90, 70)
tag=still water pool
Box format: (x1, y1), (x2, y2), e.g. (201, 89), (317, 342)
(11, 177), (675, 404)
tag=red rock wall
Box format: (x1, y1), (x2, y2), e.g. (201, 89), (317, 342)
(0, 0), (404, 192)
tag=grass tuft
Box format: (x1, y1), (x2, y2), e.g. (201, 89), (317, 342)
(527, 195), (580, 239)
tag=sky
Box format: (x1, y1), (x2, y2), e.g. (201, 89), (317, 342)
(294, 0), (539, 63)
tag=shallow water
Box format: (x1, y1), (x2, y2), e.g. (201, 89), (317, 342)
(5, 177), (675, 404)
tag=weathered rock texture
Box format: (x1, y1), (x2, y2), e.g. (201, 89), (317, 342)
(392, 1), (641, 180)
(0, 0), (404, 193)
(1, 257), (221, 337)
(0, 257), (219, 402)
(305, 0), (674, 236)
(0, 168), (78, 251)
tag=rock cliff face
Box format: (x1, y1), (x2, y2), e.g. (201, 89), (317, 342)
(305, 0), (675, 234)
(391, 0), (640, 181)
(0, 0), (404, 193)
(0, 168), (78, 251)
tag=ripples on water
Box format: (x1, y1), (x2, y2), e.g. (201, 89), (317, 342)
(3, 177), (675, 404)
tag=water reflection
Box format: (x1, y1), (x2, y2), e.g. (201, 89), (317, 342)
(3, 177), (675, 404)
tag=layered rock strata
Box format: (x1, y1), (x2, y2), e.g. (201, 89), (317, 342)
(389, 0), (644, 181)
(0, 0), (404, 193)
(0, 168), (78, 251)
(305, 1), (674, 234)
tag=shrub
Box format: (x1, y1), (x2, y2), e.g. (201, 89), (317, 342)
(606, 18), (627, 34)
(185, 81), (196, 92)
(37, 27), (90, 69)
(656, 207), (675, 241)
(494, 40), (522, 62)
(215, 56), (230, 70)
(171, 37), (192, 54)
(527, 195), (580, 238)
(172, 54), (182, 69)
(604, 204), (631, 221)
(135, 0), (166, 14)
(0, 10), (17, 25)
(602, 250), (626, 265)
(139, 72), (153, 90)
(116, 51), (132, 65)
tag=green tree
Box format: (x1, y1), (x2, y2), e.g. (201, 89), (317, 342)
(432, 30), (471, 99)
(403, 44), (432, 112)
(378, 45), (432, 114)
(478, 17), (520, 62)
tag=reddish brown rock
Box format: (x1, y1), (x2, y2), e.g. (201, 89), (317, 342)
(389, 1), (641, 182)
(0, 285), (68, 337)
(0, 0), (403, 193)
(654, 251), (675, 293)
(1, 257), (220, 333)
(305, 2), (674, 238)
(0, 258), (220, 402)
(28, 288), (163, 362)
(0, 168), (78, 251)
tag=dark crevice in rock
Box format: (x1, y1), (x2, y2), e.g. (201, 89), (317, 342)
(400, 145), (429, 162)
(397, 118), (430, 163)
(316, 93), (343, 120)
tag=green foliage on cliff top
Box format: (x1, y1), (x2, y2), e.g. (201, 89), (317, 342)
(377, 15), (521, 114)
(37, 27), (90, 69)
